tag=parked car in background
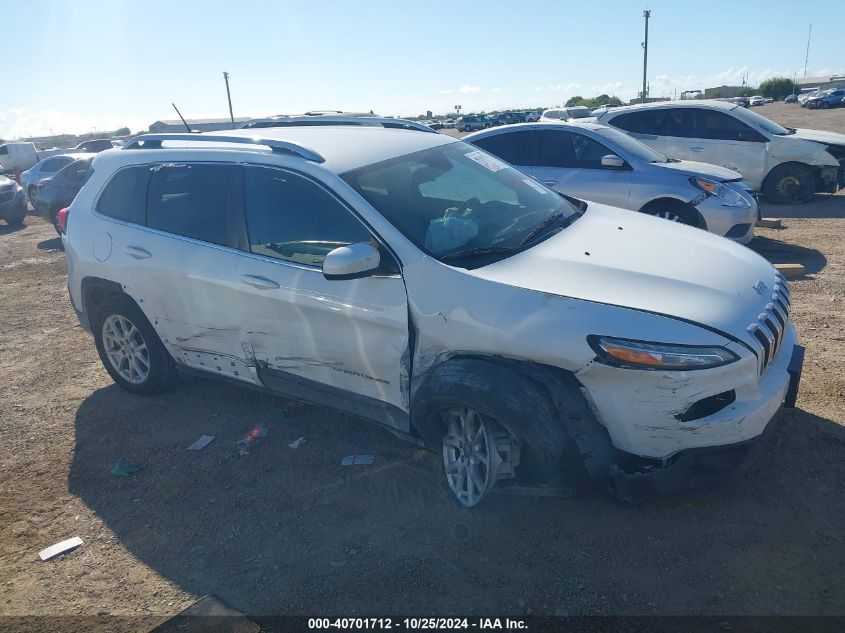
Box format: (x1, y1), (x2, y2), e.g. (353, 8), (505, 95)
(749, 96), (766, 107)
(444, 118), (456, 128)
(0, 142), (39, 174)
(63, 127), (801, 507)
(525, 111), (541, 122)
(595, 100), (845, 203)
(804, 89), (845, 109)
(541, 106), (592, 121)
(785, 94), (799, 104)
(0, 175), (27, 226)
(466, 122), (758, 243)
(20, 154), (84, 206)
(240, 114), (435, 133)
(68, 139), (115, 153)
(798, 90), (821, 106)
(456, 114), (492, 132)
(763, 97), (774, 104)
(427, 120), (444, 130)
(34, 156), (94, 233)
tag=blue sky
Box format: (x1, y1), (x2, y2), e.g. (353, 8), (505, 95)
(2, 0), (843, 138)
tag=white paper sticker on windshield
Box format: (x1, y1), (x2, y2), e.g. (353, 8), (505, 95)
(522, 178), (548, 194)
(465, 150), (508, 172)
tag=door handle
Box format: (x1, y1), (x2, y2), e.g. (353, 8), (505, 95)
(690, 146), (704, 152)
(123, 245), (151, 259)
(241, 274), (280, 290)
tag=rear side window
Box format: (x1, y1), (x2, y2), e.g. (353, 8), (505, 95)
(147, 164), (234, 246)
(471, 131), (536, 166)
(615, 108), (695, 138)
(535, 130), (577, 168)
(96, 166), (150, 224)
(64, 159), (93, 182)
(242, 166), (372, 266)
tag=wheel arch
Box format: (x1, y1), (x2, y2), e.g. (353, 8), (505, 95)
(410, 354), (615, 484)
(81, 276), (129, 326)
(639, 197), (706, 228)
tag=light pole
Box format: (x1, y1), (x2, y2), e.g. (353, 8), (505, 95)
(803, 25), (812, 78)
(641, 10), (651, 104)
(223, 71), (235, 129)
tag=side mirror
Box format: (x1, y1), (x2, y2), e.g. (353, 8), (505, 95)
(322, 242), (381, 280)
(601, 154), (626, 169)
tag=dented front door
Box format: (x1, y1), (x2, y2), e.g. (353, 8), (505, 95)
(234, 165), (411, 427)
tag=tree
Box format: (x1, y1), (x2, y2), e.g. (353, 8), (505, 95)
(114, 127), (131, 136)
(565, 95), (584, 107)
(758, 77), (797, 101)
(566, 94), (623, 108)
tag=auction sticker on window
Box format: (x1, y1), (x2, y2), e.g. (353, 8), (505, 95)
(465, 150), (508, 173)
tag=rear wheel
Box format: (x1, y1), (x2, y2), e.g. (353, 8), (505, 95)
(762, 163), (815, 204)
(28, 186), (38, 207)
(93, 295), (178, 395)
(49, 206), (63, 235)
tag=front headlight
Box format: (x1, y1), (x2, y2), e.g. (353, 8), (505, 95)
(690, 177), (751, 209)
(588, 336), (739, 370)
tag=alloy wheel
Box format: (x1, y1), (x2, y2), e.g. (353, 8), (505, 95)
(102, 314), (150, 384)
(652, 210), (683, 222)
(442, 407), (509, 507)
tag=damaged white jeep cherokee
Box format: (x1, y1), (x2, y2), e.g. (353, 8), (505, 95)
(63, 127), (804, 506)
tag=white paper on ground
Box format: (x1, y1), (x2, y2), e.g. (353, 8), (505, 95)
(186, 435), (216, 451)
(39, 536), (83, 561)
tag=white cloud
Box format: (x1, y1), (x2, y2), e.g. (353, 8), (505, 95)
(0, 108), (146, 139)
(439, 89), (453, 94)
(458, 85), (482, 94)
(489, 87), (502, 94)
(548, 83), (581, 92)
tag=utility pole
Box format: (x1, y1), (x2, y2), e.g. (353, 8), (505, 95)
(641, 10), (651, 103)
(803, 25), (812, 78)
(223, 71), (235, 129)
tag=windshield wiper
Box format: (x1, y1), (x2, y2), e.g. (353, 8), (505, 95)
(439, 245), (520, 262)
(519, 211), (578, 246)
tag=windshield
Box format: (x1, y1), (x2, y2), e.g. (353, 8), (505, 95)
(593, 126), (668, 163)
(731, 106), (791, 136)
(343, 142), (579, 265)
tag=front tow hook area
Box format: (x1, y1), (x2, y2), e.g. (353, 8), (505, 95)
(785, 344), (805, 408)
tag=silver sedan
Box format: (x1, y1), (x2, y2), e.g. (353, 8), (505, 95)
(465, 122), (758, 244)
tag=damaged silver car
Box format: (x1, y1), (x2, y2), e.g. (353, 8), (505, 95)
(63, 127), (803, 506)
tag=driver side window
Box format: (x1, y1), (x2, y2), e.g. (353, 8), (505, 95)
(242, 166), (373, 266)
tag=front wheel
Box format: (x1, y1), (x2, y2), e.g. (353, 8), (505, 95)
(28, 186), (39, 207)
(762, 163), (815, 204)
(93, 295), (178, 395)
(441, 407), (516, 507)
(641, 200), (698, 226)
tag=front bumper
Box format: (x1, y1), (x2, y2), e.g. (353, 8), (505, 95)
(695, 194), (758, 244)
(607, 343), (804, 501)
(0, 189), (26, 219)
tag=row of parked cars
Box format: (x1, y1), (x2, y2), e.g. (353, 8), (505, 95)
(43, 99), (828, 506)
(0, 139), (118, 230)
(789, 88), (845, 109)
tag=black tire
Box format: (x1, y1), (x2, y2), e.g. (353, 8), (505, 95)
(5, 212), (25, 227)
(93, 294), (178, 396)
(27, 186), (38, 206)
(762, 163), (815, 204)
(413, 358), (569, 485)
(640, 199), (700, 227)
(49, 206), (63, 236)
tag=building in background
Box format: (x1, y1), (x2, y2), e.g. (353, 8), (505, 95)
(149, 117), (252, 133)
(795, 75), (845, 92)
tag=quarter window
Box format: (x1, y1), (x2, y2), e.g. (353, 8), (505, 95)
(242, 166), (372, 266)
(96, 166), (150, 224)
(146, 164), (234, 246)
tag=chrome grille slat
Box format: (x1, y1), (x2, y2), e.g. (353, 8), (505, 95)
(749, 273), (791, 374)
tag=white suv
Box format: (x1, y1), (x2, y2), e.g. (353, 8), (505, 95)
(64, 128), (803, 506)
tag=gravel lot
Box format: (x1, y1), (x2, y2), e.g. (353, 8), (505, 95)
(1, 104), (844, 625)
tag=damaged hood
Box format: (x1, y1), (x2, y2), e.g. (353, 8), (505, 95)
(791, 128), (845, 147)
(470, 202), (777, 345)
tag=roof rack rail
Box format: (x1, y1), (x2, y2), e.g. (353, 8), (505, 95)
(122, 133), (325, 163)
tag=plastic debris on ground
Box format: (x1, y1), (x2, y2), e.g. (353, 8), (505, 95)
(111, 459), (142, 477)
(186, 435), (216, 451)
(39, 536), (83, 561)
(341, 454), (375, 466)
(236, 424), (269, 456)
(288, 436), (306, 449)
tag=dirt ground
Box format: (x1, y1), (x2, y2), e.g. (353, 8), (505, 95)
(1, 107), (844, 625)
